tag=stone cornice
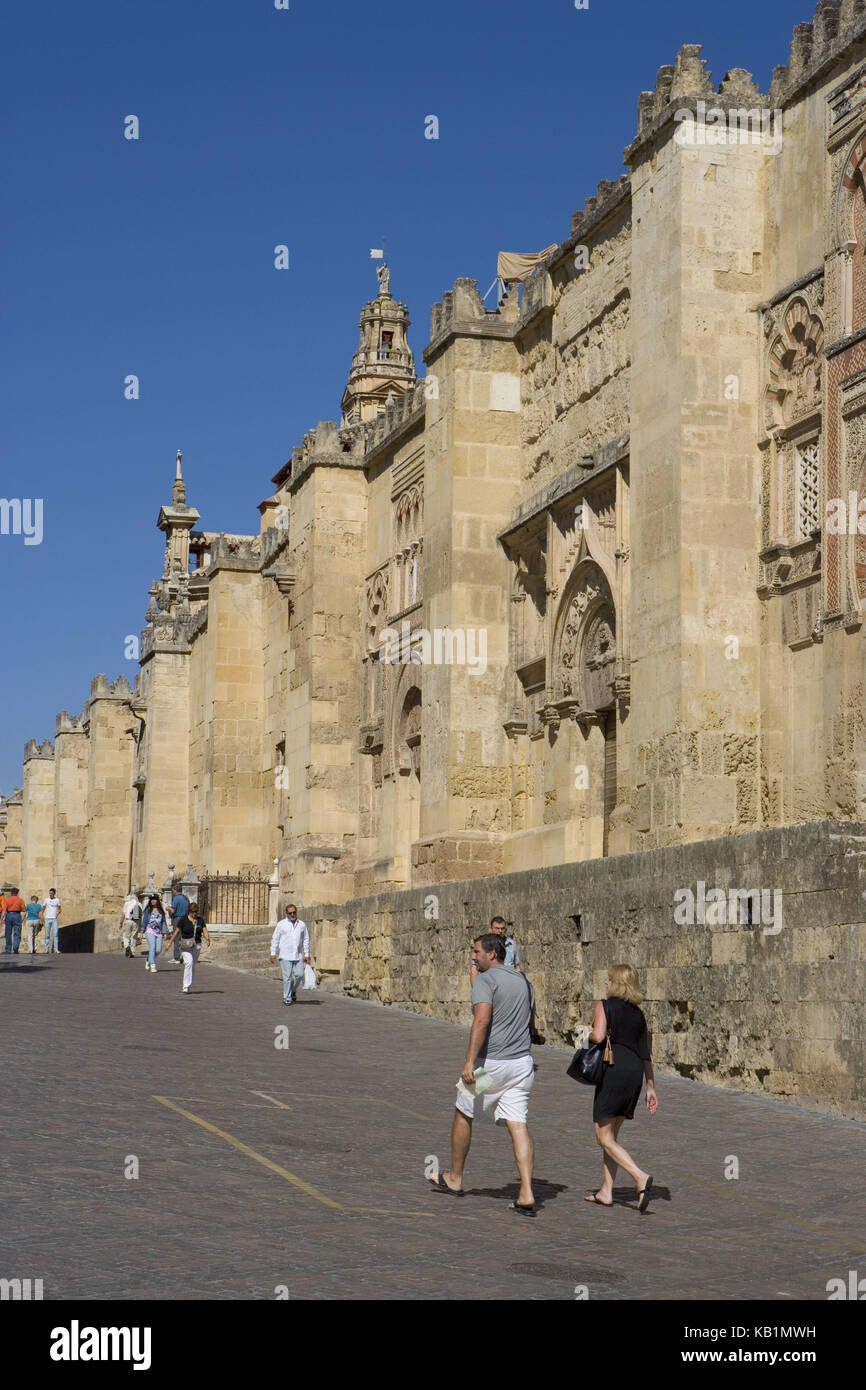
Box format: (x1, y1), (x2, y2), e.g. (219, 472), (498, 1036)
(423, 313), (518, 365)
(757, 264), (824, 314)
(157, 502), (200, 533)
(498, 433), (629, 545)
(262, 568), (296, 598)
(825, 322), (866, 358)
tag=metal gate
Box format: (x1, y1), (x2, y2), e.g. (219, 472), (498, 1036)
(198, 870), (269, 926)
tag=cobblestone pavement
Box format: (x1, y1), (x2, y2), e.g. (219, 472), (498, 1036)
(2, 952), (864, 1302)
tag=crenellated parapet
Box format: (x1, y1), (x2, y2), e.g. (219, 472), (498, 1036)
(365, 379), (427, 458)
(24, 738), (54, 761)
(84, 673), (136, 705)
(260, 518), (290, 569)
(205, 533), (262, 573)
(284, 419), (369, 495)
(627, 6), (866, 166)
(55, 711), (82, 735)
(568, 174), (631, 240)
(425, 277), (519, 364)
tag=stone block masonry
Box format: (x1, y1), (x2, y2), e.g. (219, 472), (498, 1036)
(334, 820), (866, 1121)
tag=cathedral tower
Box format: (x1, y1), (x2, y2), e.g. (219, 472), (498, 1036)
(341, 262), (416, 424)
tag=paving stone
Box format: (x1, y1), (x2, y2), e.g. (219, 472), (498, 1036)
(1, 952), (864, 1301)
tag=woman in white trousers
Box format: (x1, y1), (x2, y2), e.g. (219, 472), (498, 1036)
(165, 902), (211, 994)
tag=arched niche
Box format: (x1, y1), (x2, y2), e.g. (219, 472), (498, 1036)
(551, 560), (616, 711)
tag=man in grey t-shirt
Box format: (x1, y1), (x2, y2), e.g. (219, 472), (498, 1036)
(428, 933), (537, 1215)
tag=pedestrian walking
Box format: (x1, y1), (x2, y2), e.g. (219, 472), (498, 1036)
(164, 901), (211, 994)
(583, 963), (658, 1213)
(430, 933), (538, 1216)
(25, 895), (43, 954)
(167, 880), (190, 965)
(490, 915), (522, 971)
(3, 888), (27, 954)
(42, 889), (62, 953)
(120, 889), (142, 957)
(470, 915), (522, 984)
(269, 903), (311, 1005)
(141, 894), (169, 973)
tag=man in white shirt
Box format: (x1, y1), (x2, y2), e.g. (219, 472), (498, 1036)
(269, 904), (311, 1005)
(43, 889), (62, 954)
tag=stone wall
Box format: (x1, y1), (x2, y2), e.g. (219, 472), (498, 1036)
(339, 819), (866, 1120)
(54, 714), (89, 923)
(21, 741), (55, 897)
(1, 793), (22, 889)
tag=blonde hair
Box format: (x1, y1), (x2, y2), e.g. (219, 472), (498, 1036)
(607, 963), (643, 1006)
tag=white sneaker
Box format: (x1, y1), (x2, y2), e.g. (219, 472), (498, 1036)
(182, 987), (190, 993)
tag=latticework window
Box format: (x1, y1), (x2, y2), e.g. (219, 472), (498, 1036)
(796, 442), (820, 539)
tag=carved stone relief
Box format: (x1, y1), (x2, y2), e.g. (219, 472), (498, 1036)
(553, 562), (616, 710)
(366, 569), (390, 653)
(845, 411), (866, 603)
(764, 296), (824, 432)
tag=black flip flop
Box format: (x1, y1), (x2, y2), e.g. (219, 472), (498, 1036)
(637, 1175), (654, 1212)
(509, 1201), (536, 1217)
(429, 1173), (463, 1196)
(584, 1192), (613, 1207)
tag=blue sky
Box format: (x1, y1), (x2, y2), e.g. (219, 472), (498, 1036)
(0, 0), (807, 790)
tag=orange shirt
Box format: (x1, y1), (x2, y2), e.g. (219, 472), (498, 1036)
(3, 896), (26, 913)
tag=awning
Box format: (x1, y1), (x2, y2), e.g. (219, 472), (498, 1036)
(497, 245), (558, 283)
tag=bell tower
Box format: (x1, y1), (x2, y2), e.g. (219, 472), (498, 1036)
(157, 450), (200, 584)
(341, 261), (416, 424)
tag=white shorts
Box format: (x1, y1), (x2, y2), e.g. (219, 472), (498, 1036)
(455, 1054), (535, 1125)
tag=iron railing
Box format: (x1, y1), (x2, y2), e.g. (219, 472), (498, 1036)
(198, 870), (270, 926)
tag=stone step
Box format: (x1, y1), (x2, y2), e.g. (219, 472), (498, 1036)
(200, 926), (341, 992)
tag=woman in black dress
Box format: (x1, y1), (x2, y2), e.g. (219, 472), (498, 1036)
(584, 963), (658, 1212)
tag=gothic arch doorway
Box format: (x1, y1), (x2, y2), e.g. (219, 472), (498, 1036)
(553, 560), (619, 856)
(391, 681), (422, 869)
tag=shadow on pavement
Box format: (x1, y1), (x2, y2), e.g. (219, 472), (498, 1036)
(594, 1182), (672, 1213)
(468, 1177), (568, 1211)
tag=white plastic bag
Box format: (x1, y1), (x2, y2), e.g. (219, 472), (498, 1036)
(303, 962), (318, 990)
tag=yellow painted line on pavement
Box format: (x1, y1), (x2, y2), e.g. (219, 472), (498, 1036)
(154, 1094), (444, 1220)
(154, 1094), (343, 1209)
(551, 1124), (855, 1245)
(251, 1091), (292, 1109)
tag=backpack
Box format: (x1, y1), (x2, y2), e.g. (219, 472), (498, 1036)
(125, 901), (142, 924)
